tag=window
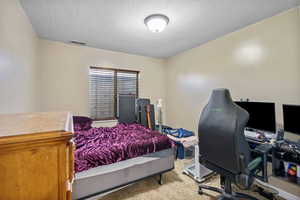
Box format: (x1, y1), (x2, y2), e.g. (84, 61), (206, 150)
(89, 67), (139, 120)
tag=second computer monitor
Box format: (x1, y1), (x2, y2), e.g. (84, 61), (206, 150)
(283, 104), (300, 135)
(235, 101), (276, 133)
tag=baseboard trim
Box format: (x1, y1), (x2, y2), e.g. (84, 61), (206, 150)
(256, 179), (300, 200)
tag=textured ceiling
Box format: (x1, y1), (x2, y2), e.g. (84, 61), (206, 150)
(20, 0), (300, 58)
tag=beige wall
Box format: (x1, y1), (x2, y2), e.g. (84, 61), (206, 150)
(1, 1), (299, 132)
(0, 0), (38, 113)
(38, 39), (167, 123)
(166, 7), (300, 133)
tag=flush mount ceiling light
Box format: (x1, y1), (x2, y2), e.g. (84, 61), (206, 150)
(144, 14), (169, 33)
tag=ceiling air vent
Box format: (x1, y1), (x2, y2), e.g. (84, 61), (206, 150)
(69, 41), (87, 46)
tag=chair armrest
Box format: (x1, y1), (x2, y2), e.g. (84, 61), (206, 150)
(248, 157), (262, 171)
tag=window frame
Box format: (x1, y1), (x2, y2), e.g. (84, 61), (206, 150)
(89, 66), (139, 121)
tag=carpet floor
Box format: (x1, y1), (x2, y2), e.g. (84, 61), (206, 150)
(98, 160), (284, 200)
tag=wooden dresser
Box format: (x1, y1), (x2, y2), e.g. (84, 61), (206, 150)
(0, 112), (74, 200)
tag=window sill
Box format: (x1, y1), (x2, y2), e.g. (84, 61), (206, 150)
(92, 119), (118, 128)
(93, 119), (118, 123)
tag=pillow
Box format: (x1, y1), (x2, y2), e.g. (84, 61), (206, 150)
(73, 116), (93, 131)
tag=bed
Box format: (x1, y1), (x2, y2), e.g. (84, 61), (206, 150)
(72, 117), (175, 200)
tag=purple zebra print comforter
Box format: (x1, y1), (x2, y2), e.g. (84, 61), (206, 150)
(74, 123), (173, 173)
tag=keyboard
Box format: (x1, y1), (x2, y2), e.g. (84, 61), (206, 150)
(244, 130), (266, 143)
(244, 130), (258, 138)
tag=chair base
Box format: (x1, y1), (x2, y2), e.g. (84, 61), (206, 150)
(198, 184), (258, 200)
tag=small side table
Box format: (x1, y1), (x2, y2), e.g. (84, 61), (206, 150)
(166, 134), (198, 159)
(166, 135), (214, 182)
(183, 145), (214, 182)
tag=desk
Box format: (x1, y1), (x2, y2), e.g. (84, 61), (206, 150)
(247, 136), (300, 186)
(272, 141), (300, 186)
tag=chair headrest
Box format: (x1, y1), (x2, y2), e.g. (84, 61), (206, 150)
(207, 88), (234, 108)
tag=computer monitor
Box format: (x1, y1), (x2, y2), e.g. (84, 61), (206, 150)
(283, 104), (300, 135)
(235, 101), (276, 133)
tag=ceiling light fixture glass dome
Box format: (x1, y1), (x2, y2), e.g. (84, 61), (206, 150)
(144, 14), (169, 33)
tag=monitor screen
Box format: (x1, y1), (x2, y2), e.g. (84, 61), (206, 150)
(235, 101), (276, 133)
(283, 104), (300, 135)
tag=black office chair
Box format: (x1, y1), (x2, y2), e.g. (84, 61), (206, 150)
(198, 89), (266, 200)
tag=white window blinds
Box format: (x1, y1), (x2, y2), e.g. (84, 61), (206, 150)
(89, 67), (139, 120)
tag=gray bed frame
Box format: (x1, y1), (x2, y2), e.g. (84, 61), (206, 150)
(73, 148), (175, 200)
